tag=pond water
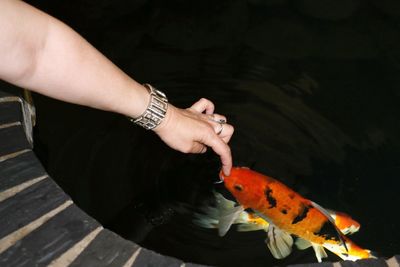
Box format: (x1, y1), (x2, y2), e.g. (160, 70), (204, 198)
(29, 0), (400, 266)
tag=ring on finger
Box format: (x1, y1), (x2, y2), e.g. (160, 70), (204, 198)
(208, 114), (227, 124)
(217, 121), (225, 135)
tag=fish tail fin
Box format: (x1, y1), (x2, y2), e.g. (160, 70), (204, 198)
(193, 208), (219, 229)
(193, 193), (231, 229)
(323, 236), (375, 261)
(193, 192), (246, 234)
(327, 209), (361, 235)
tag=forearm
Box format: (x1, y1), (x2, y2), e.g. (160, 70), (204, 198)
(0, 0), (148, 118)
(0, 0), (234, 174)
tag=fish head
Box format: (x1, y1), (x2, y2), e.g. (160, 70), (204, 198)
(220, 167), (266, 207)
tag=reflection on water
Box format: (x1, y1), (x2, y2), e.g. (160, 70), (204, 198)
(30, 0), (400, 266)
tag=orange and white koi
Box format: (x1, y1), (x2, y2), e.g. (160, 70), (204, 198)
(195, 167), (374, 262)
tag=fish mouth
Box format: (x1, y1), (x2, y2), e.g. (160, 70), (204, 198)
(213, 172), (224, 184)
(218, 170), (225, 183)
(219, 174), (224, 182)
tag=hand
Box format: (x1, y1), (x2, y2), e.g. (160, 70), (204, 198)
(154, 98), (234, 176)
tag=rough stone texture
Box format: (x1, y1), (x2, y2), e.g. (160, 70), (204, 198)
(0, 125), (31, 157)
(0, 204), (99, 267)
(69, 229), (139, 267)
(131, 248), (183, 267)
(0, 89), (210, 266)
(0, 91), (10, 98)
(349, 257), (392, 267)
(0, 178), (69, 239)
(186, 263), (213, 267)
(0, 151), (46, 192)
(0, 102), (21, 125)
(0, 82), (20, 98)
(288, 262), (334, 267)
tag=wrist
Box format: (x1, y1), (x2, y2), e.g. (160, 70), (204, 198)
(153, 103), (176, 133)
(127, 84), (169, 130)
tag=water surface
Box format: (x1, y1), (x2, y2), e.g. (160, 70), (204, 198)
(30, 1), (400, 266)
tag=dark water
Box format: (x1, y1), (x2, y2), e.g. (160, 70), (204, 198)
(28, 0), (400, 266)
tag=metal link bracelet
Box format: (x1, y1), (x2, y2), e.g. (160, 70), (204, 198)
(127, 84), (168, 130)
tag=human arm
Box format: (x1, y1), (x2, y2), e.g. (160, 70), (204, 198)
(0, 0), (233, 174)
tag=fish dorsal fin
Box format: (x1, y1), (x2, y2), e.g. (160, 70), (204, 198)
(311, 201), (337, 225)
(218, 205), (245, 236)
(311, 201), (349, 252)
(265, 224), (294, 259)
(311, 243), (328, 263)
(295, 238), (312, 250)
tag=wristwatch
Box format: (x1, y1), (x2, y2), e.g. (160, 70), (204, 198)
(128, 84), (168, 130)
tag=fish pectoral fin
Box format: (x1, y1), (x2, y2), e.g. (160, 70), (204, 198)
(218, 205), (245, 236)
(265, 225), (294, 259)
(295, 238), (312, 250)
(237, 223), (268, 232)
(295, 238), (328, 262)
(311, 243), (328, 263)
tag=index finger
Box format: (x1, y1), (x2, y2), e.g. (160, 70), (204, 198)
(190, 98), (215, 114)
(206, 134), (232, 176)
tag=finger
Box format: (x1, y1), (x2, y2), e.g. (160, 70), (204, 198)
(190, 98), (215, 114)
(208, 118), (227, 135)
(219, 124), (234, 143)
(208, 113), (227, 123)
(210, 121), (233, 138)
(191, 142), (207, 154)
(212, 121), (224, 136)
(206, 134), (232, 176)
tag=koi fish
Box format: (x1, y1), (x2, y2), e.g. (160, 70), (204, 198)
(195, 167), (374, 262)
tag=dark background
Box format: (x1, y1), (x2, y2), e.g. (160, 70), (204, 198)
(21, 0), (400, 266)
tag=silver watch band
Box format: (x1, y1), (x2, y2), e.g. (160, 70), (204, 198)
(128, 84), (168, 130)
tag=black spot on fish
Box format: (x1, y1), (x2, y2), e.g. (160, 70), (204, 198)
(313, 221), (340, 241)
(234, 184), (243, 191)
(292, 204), (311, 224)
(264, 187), (277, 208)
(288, 193), (295, 199)
(342, 253), (349, 257)
(281, 209), (288, 214)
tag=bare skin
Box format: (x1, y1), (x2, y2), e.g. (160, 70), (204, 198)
(0, 0), (233, 175)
